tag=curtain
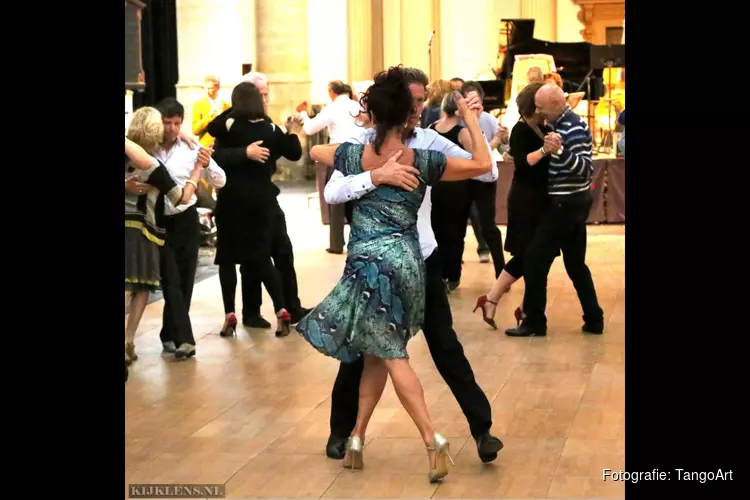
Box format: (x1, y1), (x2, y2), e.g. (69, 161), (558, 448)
(132, 0), (178, 110)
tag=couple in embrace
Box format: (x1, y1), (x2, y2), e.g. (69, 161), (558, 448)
(296, 65), (501, 483)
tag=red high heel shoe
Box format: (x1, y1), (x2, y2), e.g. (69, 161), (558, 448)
(514, 306), (524, 326)
(276, 310), (292, 337)
(473, 295), (498, 330)
(220, 313), (238, 337)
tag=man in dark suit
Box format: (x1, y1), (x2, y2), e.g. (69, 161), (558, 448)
(210, 72), (311, 328)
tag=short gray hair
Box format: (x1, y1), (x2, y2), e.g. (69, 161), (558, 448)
(441, 92), (459, 117)
(527, 66), (544, 83)
(242, 71), (268, 87)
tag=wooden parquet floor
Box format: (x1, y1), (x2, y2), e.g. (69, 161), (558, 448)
(125, 218), (625, 499)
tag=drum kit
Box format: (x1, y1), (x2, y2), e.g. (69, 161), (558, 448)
(594, 67), (625, 153)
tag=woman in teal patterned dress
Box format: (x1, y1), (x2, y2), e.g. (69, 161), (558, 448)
(297, 66), (492, 482)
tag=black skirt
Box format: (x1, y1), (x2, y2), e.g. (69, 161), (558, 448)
(504, 181), (554, 256)
(213, 191), (277, 267)
(124, 226), (161, 292)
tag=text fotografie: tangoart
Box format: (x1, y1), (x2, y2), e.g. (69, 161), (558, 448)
(603, 469), (733, 483)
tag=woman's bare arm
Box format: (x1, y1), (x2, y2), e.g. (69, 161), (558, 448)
(310, 144), (341, 166)
(526, 147), (549, 166)
(125, 137), (159, 170)
(457, 128), (473, 153)
(441, 93), (492, 181)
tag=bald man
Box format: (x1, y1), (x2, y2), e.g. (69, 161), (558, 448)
(505, 84), (604, 337)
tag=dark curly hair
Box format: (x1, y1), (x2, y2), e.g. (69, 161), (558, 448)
(516, 82), (544, 120)
(359, 65), (413, 155)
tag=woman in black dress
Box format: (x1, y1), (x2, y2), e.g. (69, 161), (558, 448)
(474, 83), (557, 328)
(125, 107), (205, 364)
(426, 91), (475, 289)
(208, 82), (302, 337)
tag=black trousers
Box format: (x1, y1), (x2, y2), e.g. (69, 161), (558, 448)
(431, 180), (470, 283)
(241, 202), (302, 318)
(469, 202), (489, 255)
(432, 180), (505, 282)
(522, 190), (604, 327)
(219, 262), (285, 315)
(503, 256), (524, 280)
(467, 180), (505, 278)
(159, 205), (200, 346)
(329, 250), (493, 439)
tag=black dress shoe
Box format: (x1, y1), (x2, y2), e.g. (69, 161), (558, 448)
(243, 315), (271, 329)
(291, 307), (313, 324)
(475, 433), (503, 463)
(505, 323), (547, 337)
(325, 435), (347, 459)
(582, 322), (604, 334)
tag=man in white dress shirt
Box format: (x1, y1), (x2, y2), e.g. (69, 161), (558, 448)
(296, 80), (361, 254)
(150, 98), (226, 358)
(321, 67), (504, 464)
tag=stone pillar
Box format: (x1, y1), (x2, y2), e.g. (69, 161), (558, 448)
(256, 0), (310, 124)
(381, 0), (402, 69)
(556, 0), (585, 42)
(399, 0), (433, 76)
(238, 0), (257, 71)
(439, 0), (503, 81)
(308, 0), (347, 103)
(256, 0), (310, 179)
(521, 0), (557, 41)
(371, 0), (385, 74)
(347, 0), (374, 83)
(175, 0), (248, 132)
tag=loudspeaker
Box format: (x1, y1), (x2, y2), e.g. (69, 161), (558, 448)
(125, 0), (146, 91)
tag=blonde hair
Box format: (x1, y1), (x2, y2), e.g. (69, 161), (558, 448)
(426, 79), (452, 107)
(127, 107), (164, 153)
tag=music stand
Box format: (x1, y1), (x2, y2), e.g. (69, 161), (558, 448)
(590, 45), (625, 153)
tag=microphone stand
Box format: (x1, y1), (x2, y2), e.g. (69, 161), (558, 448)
(427, 30), (435, 80)
(576, 69), (596, 136)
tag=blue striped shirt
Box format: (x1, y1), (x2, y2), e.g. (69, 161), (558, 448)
(548, 107), (593, 196)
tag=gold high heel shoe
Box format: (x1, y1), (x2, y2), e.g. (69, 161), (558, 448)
(125, 342), (138, 365)
(427, 433), (454, 483)
(342, 436), (364, 470)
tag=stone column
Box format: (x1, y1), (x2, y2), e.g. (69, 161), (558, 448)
(238, 0), (257, 72)
(381, 0), (402, 69)
(256, 0), (311, 179)
(175, 0), (248, 132)
(308, 0), (347, 103)
(347, 0), (374, 83)
(521, 0), (557, 41)
(556, 0), (585, 42)
(439, 0), (502, 81)
(399, 0), (433, 76)
(371, 0), (385, 74)
(256, 0), (310, 123)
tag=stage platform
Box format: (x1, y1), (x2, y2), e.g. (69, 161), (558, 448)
(125, 189), (625, 499)
(315, 157), (626, 226)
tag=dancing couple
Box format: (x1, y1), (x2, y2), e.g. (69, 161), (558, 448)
(475, 83), (604, 336)
(297, 66), (500, 483)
